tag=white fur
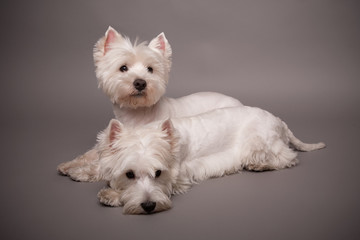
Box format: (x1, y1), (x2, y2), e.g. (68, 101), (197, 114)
(96, 106), (325, 214)
(57, 27), (242, 178)
(93, 26), (242, 126)
(57, 27), (326, 215)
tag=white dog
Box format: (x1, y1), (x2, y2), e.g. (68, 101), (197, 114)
(95, 106), (325, 214)
(57, 27), (242, 179)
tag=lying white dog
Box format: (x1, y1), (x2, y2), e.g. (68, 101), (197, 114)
(95, 106), (325, 214)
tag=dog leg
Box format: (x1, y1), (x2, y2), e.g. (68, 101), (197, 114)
(67, 161), (100, 182)
(182, 151), (241, 183)
(243, 139), (299, 171)
(98, 188), (122, 207)
(57, 147), (100, 182)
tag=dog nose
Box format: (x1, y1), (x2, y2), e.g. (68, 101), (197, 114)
(141, 201), (156, 213)
(133, 79), (147, 91)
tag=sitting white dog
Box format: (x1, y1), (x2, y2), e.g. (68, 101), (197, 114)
(95, 106), (325, 214)
(57, 27), (242, 179)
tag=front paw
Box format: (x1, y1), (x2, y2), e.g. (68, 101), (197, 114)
(57, 161), (72, 175)
(98, 188), (122, 207)
(67, 166), (100, 182)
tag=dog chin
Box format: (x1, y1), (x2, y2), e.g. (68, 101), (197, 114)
(130, 92), (146, 97)
(116, 94), (158, 109)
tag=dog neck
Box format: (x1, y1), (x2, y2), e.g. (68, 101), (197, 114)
(112, 97), (168, 127)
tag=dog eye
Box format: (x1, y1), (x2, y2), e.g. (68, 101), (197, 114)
(155, 170), (162, 178)
(126, 170), (135, 179)
(120, 65), (128, 72)
(147, 66), (153, 73)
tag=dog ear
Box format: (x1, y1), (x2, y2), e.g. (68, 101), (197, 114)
(149, 33), (172, 60)
(108, 119), (123, 143)
(104, 26), (123, 54)
(160, 118), (174, 140)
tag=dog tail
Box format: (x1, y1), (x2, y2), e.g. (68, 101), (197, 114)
(284, 123), (326, 152)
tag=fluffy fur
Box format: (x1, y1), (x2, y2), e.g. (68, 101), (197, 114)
(95, 106), (325, 214)
(57, 28), (325, 215)
(57, 27), (242, 178)
(93, 27), (171, 108)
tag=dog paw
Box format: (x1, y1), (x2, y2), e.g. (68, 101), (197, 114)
(286, 158), (299, 168)
(68, 167), (100, 182)
(57, 158), (84, 176)
(244, 163), (274, 172)
(98, 188), (122, 207)
(57, 162), (71, 175)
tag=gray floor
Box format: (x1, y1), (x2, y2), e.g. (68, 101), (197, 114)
(1, 1), (360, 239)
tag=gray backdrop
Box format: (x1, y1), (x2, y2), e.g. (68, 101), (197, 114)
(1, 0), (359, 239)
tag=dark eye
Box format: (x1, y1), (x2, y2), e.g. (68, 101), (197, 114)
(120, 65), (128, 72)
(126, 170), (135, 179)
(155, 170), (162, 178)
(147, 66), (153, 73)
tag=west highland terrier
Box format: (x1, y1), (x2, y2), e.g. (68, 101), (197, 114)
(95, 106), (325, 214)
(57, 27), (242, 179)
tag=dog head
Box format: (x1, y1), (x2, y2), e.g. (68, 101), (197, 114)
(97, 119), (179, 214)
(94, 27), (172, 108)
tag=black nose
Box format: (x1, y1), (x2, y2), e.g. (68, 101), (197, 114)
(133, 79), (147, 91)
(141, 201), (156, 213)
